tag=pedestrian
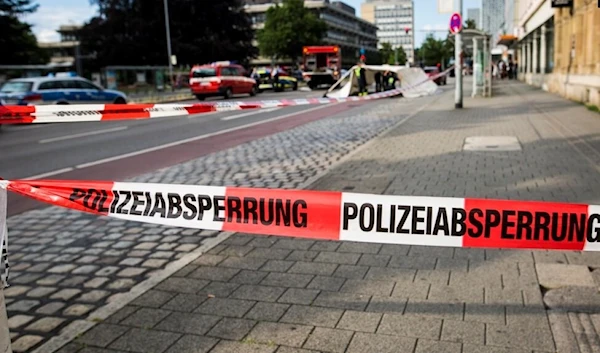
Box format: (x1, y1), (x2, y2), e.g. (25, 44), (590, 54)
(374, 71), (382, 92)
(384, 70), (396, 91)
(271, 65), (281, 91)
(354, 62), (367, 96)
(250, 67), (259, 81)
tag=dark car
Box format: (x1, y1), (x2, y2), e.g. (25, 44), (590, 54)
(424, 66), (447, 85)
(0, 75), (128, 105)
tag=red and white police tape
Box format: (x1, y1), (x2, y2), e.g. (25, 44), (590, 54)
(1, 178), (600, 252)
(0, 67), (453, 124)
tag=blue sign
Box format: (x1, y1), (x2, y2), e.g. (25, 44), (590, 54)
(360, 48), (365, 55)
(449, 12), (462, 34)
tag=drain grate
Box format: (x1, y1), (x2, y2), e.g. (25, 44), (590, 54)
(463, 136), (522, 151)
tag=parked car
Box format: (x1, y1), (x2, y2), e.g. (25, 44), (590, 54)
(423, 66), (447, 85)
(0, 75), (128, 105)
(189, 61), (257, 100)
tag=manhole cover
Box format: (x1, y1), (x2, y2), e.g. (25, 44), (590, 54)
(463, 136), (521, 151)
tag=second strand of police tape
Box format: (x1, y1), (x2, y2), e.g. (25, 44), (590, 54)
(3, 179), (600, 254)
(0, 68), (453, 124)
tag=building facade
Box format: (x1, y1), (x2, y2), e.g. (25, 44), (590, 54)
(515, 0), (554, 87)
(482, 0), (505, 43)
(360, 0), (414, 64)
(37, 25), (82, 70)
(549, 1), (599, 105)
(502, 0), (518, 36)
(244, 0), (378, 67)
(467, 8), (481, 29)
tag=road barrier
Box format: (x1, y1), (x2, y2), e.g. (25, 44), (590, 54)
(2, 179), (600, 253)
(0, 68), (453, 125)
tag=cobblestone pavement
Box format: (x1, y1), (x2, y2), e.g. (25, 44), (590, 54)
(4, 94), (437, 352)
(56, 79), (600, 353)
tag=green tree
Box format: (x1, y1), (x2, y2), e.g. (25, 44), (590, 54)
(0, 0), (49, 64)
(378, 42), (407, 65)
(257, 0), (327, 62)
(378, 42), (394, 64)
(465, 19), (477, 29)
(80, 0), (256, 69)
(417, 34), (453, 67)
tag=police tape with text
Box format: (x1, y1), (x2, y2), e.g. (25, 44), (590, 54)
(3, 178), (600, 252)
(0, 67), (453, 124)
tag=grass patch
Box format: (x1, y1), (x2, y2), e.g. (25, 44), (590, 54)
(587, 104), (600, 113)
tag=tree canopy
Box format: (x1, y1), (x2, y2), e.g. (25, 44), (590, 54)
(378, 42), (407, 65)
(415, 34), (453, 67)
(80, 0), (257, 69)
(257, 0), (327, 62)
(0, 0), (49, 64)
(465, 19), (477, 29)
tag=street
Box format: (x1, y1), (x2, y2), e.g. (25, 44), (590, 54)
(0, 91), (327, 180)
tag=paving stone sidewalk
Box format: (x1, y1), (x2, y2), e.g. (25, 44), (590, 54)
(4, 93), (434, 352)
(55, 80), (600, 353)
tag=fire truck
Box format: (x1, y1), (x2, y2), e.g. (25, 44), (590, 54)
(301, 46), (342, 89)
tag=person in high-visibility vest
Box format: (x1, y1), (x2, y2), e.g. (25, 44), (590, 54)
(386, 71), (396, 91)
(354, 62), (367, 96)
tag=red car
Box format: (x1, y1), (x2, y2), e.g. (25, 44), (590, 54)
(424, 66), (447, 85)
(189, 61), (257, 100)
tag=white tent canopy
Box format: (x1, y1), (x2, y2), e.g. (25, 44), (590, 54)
(324, 64), (440, 99)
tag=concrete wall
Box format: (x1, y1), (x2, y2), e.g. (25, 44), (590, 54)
(547, 74), (600, 107)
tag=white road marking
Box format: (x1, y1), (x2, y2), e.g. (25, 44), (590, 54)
(38, 126), (128, 144)
(221, 108), (280, 121)
(24, 167), (75, 180)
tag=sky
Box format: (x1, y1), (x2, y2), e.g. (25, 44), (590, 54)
(24, 0), (481, 47)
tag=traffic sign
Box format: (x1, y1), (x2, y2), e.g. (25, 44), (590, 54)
(360, 48), (365, 55)
(449, 12), (462, 34)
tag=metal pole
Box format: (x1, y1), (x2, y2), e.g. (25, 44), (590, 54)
(163, 0), (174, 91)
(454, 0), (463, 108)
(472, 37), (477, 97)
(394, 46), (398, 64)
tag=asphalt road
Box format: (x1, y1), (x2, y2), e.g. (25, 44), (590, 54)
(0, 90), (323, 179)
(0, 89), (375, 215)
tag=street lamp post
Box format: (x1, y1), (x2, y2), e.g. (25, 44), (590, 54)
(163, 0), (174, 91)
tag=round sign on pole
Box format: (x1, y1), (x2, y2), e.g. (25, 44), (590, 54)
(449, 12), (462, 34)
